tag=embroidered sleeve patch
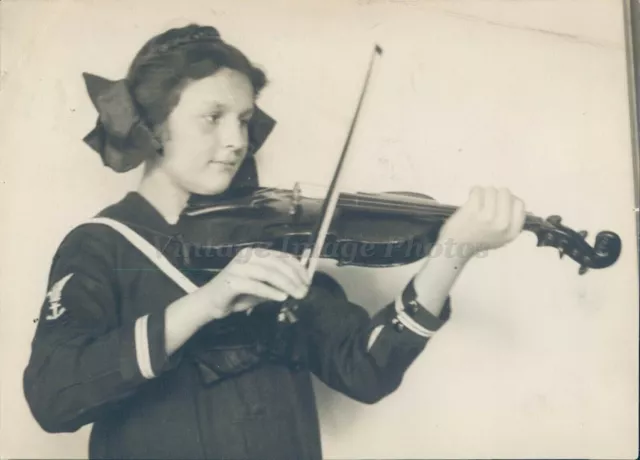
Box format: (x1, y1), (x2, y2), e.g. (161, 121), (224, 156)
(46, 273), (74, 321)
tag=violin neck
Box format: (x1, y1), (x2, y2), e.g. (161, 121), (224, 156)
(336, 192), (544, 231)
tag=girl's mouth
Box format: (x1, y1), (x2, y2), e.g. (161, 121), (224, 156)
(208, 160), (238, 172)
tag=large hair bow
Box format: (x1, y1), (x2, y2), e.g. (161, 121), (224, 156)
(82, 73), (162, 173)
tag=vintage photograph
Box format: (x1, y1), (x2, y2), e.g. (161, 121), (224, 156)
(0, 0), (638, 459)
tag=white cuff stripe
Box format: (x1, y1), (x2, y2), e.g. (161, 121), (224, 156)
(367, 325), (385, 351)
(394, 297), (436, 338)
(397, 311), (434, 337)
(135, 315), (155, 379)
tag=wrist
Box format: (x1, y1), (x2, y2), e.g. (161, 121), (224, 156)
(433, 234), (478, 262)
(416, 245), (470, 288)
(176, 290), (218, 326)
(410, 242), (469, 319)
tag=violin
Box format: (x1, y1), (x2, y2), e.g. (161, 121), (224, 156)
(180, 184), (622, 276)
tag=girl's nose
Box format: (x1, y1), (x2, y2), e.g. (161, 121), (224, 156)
(220, 118), (247, 154)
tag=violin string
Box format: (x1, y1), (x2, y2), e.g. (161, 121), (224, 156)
(291, 182), (546, 226)
(294, 183), (458, 212)
(333, 198), (542, 227)
(340, 195), (458, 212)
(335, 195), (463, 216)
(337, 201), (454, 216)
(336, 197), (458, 214)
(333, 192), (543, 219)
(298, 186), (536, 219)
(335, 202), (541, 223)
(337, 190), (449, 205)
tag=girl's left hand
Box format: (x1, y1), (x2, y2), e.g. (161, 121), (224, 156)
(438, 186), (526, 256)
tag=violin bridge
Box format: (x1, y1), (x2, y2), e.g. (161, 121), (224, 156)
(288, 182), (304, 219)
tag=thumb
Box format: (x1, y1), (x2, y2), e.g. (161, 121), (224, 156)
(233, 294), (261, 314)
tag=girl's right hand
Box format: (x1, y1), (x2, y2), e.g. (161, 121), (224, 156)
(192, 247), (311, 323)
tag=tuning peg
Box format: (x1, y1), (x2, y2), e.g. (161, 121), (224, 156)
(547, 215), (562, 226)
(578, 265), (589, 275)
(578, 230), (588, 239)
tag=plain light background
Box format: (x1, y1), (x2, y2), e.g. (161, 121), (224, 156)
(1, 0), (638, 458)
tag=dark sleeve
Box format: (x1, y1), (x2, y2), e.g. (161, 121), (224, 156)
(23, 226), (182, 434)
(304, 273), (451, 405)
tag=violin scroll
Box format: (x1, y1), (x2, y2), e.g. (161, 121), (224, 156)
(533, 215), (622, 274)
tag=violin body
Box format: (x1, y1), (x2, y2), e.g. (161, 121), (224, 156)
(180, 186), (444, 270)
(179, 185), (622, 275)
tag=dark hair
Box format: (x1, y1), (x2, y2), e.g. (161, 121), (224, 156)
(126, 24), (267, 131)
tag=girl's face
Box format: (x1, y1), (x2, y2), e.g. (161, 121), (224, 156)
(158, 68), (256, 195)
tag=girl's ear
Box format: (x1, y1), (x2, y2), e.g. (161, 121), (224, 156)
(154, 120), (171, 146)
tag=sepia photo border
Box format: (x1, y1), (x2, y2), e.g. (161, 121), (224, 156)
(624, 0), (640, 279)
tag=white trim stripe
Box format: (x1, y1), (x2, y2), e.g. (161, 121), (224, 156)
(135, 315), (155, 379)
(367, 325), (385, 351)
(398, 310), (435, 338)
(394, 297), (436, 338)
(87, 217), (198, 294)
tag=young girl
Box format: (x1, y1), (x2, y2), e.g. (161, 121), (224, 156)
(23, 24), (526, 460)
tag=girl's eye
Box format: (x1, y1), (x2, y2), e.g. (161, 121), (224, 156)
(240, 118), (251, 127)
(205, 113), (222, 123)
